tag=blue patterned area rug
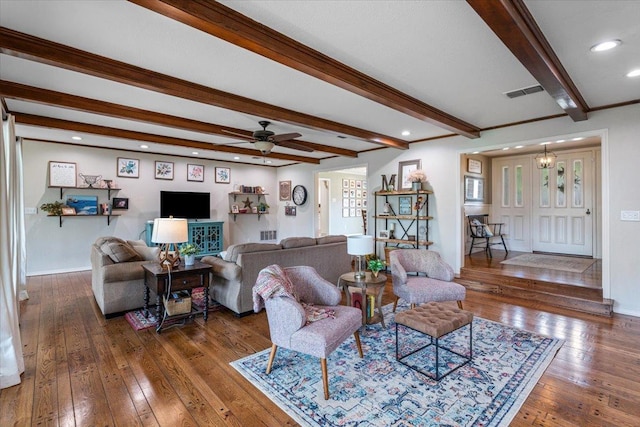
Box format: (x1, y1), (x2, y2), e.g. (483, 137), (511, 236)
(231, 303), (563, 426)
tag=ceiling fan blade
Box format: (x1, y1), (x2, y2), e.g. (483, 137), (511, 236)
(276, 140), (314, 152)
(221, 129), (252, 138)
(271, 132), (302, 142)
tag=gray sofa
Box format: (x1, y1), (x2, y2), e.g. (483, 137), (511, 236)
(91, 237), (160, 317)
(201, 235), (352, 316)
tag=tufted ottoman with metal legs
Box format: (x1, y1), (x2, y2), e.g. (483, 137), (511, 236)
(395, 302), (473, 380)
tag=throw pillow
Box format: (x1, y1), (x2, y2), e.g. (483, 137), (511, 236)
(101, 241), (143, 263)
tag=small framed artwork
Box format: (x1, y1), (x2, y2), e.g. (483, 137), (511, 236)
(48, 161), (77, 187)
(231, 204), (239, 214)
(285, 206), (297, 216)
(66, 195), (98, 215)
(155, 161), (174, 180)
(356, 180), (362, 188)
(279, 180), (291, 201)
(343, 179), (349, 188)
(467, 158), (482, 174)
(350, 208), (356, 217)
(342, 189), (349, 198)
(398, 159), (421, 190)
(349, 199), (356, 208)
(342, 198), (349, 207)
(378, 229), (390, 239)
(112, 197), (129, 210)
(356, 189), (362, 198)
(117, 158), (139, 178)
(342, 208), (349, 217)
(215, 167), (230, 183)
(187, 164), (204, 182)
(251, 206), (258, 214)
(350, 179), (356, 188)
(399, 196), (412, 215)
(61, 207), (76, 215)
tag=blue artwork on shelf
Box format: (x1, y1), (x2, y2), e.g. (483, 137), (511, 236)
(66, 195), (98, 215)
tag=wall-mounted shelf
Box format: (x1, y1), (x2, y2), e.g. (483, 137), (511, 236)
(228, 192), (269, 222)
(48, 213), (122, 227)
(49, 186), (121, 199)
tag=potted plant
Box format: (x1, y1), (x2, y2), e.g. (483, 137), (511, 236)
(257, 202), (270, 213)
(367, 258), (386, 278)
(40, 201), (66, 216)
(407, 169), (427, 191)
(179, 243), (201, 266)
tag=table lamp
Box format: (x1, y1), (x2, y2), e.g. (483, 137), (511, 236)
(151, 217), (188, 269)
(347, 235), (374, 279)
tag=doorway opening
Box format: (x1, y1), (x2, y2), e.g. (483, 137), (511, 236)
(316, 166), (368, 238)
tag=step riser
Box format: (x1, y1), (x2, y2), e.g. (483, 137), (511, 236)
(458, 272), (612, 317)
(460, 268), (602, 301)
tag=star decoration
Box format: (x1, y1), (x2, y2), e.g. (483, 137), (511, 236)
(243, 197), (253, 209)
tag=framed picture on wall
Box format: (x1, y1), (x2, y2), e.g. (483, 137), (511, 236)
(398, 159), (421, 190)
(48, 161), (77, 187)
(215, 167), (230, 183)
(117, 158), (139, 178)
(279, 180), (291, 201)
(187, 164), (205, 182)
(155, 161), (174, 180)
(467, 158), (482, 174)
(464, 176), (485, 202)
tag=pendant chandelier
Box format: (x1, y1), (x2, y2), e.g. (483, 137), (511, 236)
(535, 144), (557, 169)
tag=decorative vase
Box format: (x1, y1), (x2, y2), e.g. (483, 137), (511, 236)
(184, 254), (196, 266)
(372, 270), (379, 278)
(412, 182), (421, 191)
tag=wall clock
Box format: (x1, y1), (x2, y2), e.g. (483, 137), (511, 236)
(292, 185), (308, 206)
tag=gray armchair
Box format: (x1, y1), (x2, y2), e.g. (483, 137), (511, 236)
(389, 249), (466, 312)
(254, 265), (363, 400)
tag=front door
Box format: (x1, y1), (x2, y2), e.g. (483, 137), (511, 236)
(532, 150), (595, 256)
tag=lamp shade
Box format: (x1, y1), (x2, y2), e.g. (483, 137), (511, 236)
(151, 217), (188, 244)
(347, 234), (374, 256)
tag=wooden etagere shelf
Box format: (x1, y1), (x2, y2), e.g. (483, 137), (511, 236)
(374, 188), (433, 258)
(47, 185), (123, 227)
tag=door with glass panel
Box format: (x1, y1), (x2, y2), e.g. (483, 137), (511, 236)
(491, 157), (531, 253)
(532, 150), (594, 256)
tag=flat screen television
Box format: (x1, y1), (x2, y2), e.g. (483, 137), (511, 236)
(160, 191), (210, 219)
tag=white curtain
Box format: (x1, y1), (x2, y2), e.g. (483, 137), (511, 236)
(0, 114), (27, 389)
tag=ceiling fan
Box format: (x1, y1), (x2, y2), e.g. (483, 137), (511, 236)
(222, 120), (311, 154)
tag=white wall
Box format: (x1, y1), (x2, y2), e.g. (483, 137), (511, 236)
(280, 104), (640, 317)
(23, 141), (277, 275)
(317, 170), (368, 236)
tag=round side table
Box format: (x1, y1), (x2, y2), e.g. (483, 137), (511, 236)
(338, 271), (387, 328)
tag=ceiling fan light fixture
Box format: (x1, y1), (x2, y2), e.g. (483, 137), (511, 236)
(255, 140), (275, 154)
(535, 144), (557, 169)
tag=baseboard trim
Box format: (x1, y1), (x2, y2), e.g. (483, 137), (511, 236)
(27, 266), (91, 276)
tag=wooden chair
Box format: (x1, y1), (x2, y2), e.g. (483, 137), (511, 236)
(467, 214), (508, 257)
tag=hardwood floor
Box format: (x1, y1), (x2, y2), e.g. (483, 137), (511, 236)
(1, 270), (639, 426)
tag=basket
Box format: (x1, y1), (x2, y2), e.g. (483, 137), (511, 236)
(163, 290), (192, 315)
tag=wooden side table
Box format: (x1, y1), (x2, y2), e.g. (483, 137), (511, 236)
(142, 261), (212, 333)
(338, 271), (387, 328)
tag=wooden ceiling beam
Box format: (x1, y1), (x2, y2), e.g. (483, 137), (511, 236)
(467, 0), (589, 121)
(129, 0), (481, 139)
(13, 113), (321, 164)
(0, 26), (407, 150)
(0, 80), (358, 158)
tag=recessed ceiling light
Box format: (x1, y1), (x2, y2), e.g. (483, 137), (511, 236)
(502, 147), (509, 151)
(266, 160), (272, 164)
(71, 136), (82, 141)
(192, 151), (199, 155)
(515, 145), (524, 149)
(590, 39), (621, 52)
(556, 139), (565, 143)
(472, 151), (480, 154)
(627, 69), (640, 78)
(140, 144), (148, 149)
(233, 156), (240, 160)
(401, 130), (411, 137)
(541, 142), (551, 145)
(571, 137), (584, 141)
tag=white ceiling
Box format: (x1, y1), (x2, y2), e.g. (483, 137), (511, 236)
(1, 1), (638, 167)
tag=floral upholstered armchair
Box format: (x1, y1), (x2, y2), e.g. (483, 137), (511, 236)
(389, 249), (466, 312)
(253, 265), (363, 400)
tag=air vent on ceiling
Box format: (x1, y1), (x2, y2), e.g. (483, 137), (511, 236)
(505, 85), (544, 99)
